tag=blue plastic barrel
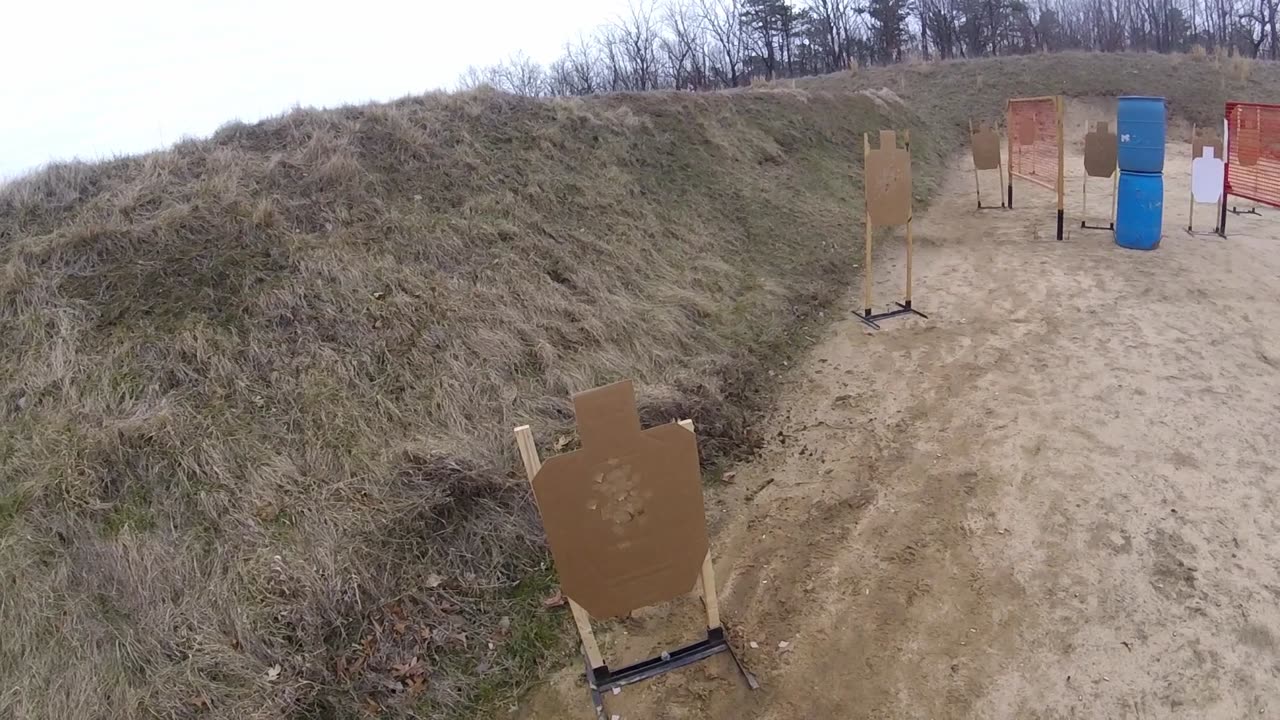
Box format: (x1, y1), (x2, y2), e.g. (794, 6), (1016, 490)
(1115, 170), (1163, 250)
(1117, 96), (1167, 173)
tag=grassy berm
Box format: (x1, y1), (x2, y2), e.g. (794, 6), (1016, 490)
(3, 53), (1280, 719)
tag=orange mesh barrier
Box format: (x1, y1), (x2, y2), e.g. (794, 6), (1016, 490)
(1007, 96), (1063, 193)
(1225, 101), (1280, 209)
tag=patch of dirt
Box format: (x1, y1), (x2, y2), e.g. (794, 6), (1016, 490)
(520, 108), (1280, 719)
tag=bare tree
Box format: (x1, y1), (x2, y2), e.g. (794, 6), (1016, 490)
(664, 0), (712, 89)
(701, 0), (747, 86)
(459, 0), (1277, 95)
(616, 1), (665, 89)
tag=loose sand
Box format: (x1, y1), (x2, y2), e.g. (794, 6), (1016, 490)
(520, 102), (1280, 719)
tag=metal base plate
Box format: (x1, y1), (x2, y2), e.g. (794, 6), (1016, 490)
(583, 627), (758, 720)
(855, 302), (928, 330)
(1229, 206), (1262, 216)
(1080, 221), (1113, 231)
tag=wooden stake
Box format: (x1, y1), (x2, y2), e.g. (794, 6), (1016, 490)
(1006, 101), (1014, 208)
(969, 119), (982, 206)
(676, 418), (722, 632)
(1189, 124), (1197, 231)
(904, 130), (913, 305)
(513, 424), (605, 670)
(699, 553), (721, 629)
(1111, 168), (1119, 224)
(862, 132), (873, 315)
(997, 130), (1007, 207)
(1056, 95), (1066, 240)
(1082, 172), (1088, 219)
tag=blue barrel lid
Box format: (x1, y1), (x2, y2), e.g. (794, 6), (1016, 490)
(1118, 96), (1166, 101)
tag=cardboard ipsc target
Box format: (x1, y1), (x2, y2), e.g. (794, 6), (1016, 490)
(971, 122), (1002, 171)
(1192, 146), (1225, 204)
(1017, 114), (1039, 147)
(865, 130), (911, 228)
(1239, 126), (1261, 166)
(857, 129), (927, 328)
(1083, 121), (1118, 178)
(530, 380), (707, 620)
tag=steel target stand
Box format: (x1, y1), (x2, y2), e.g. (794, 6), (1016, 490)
(857, 129), (928, 331)
(515, 419), (758, 720)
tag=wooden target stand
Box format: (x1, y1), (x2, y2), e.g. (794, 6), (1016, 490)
(1080, 121), (1117, 231)
(969, 119), (1007, 209)
(856, 130), (928, 330)
(1188, 123), (1226, 235)
(514, 386), (756, 720)
(1080, 172), (1117, 230)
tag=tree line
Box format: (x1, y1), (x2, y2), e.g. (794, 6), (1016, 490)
(458, 0), (1280, 95)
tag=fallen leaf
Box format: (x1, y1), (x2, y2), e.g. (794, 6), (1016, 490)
(542, 591), (566, 609)
(265, 664), (281, 681)
(425, 574), (444, 589)
(392, 656), (423, 679)
(407, 677), (427, 696)
(188, 694), (210, 708)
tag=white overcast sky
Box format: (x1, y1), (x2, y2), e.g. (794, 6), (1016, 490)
(1, 0), (632, 179)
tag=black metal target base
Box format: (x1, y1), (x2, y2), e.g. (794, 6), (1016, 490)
(1080, 221), (1113, 231)
(854, 301), (928, 330)
(583, 627), (758, 720)
(1229, 206), (1262, 216)
(977, 201), (1006, 210)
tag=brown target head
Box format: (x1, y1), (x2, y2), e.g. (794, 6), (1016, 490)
(1192, 127), (1223, 161)
(971, 121), (1001, 170)
(530, 380), (708, 620)
(1083, 121), (1117, 178)
(864, 130), (911, 228)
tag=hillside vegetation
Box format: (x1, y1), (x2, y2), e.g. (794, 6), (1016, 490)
(2, 52), (1278, 719)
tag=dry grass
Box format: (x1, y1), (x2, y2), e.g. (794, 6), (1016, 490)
(1232, 54), (1255, 80)
(4, 53), (1280, 719)
(0, 88), (878, 718)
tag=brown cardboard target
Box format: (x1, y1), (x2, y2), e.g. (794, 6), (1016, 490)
(1192, 128), (1222, 161)
(864, 130), (911, 228)
(1083, 121), (1117, 178)
(971, 122), (1001, 170)
(530, 380), (708, 620)
(1017, 114), (1039, 146)
(1238, 127), (1261, 166)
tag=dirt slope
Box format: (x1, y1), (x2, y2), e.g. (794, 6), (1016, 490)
(522, 109), (1280, 718)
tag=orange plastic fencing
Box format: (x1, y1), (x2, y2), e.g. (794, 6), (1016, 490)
(1007, 96), (1063, 193)
(1224, 101), (1280, 209)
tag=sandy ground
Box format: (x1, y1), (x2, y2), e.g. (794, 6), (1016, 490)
(519, 104), (1280, 719)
